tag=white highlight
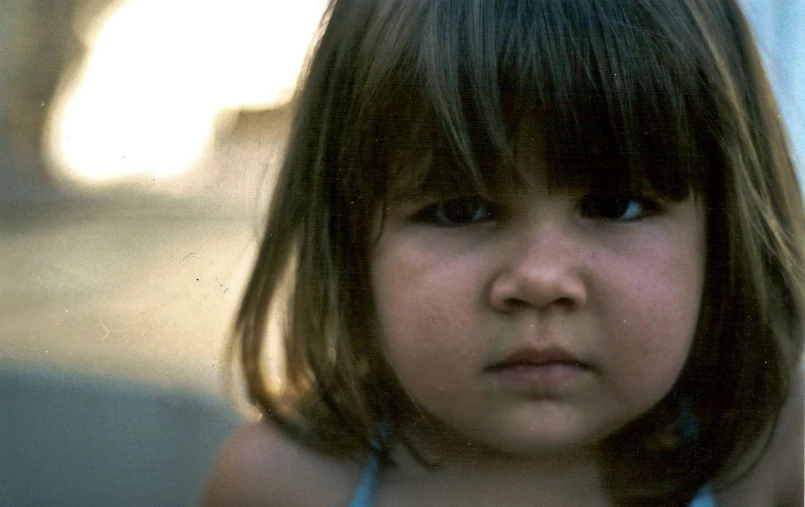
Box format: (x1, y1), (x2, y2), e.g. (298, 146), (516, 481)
(45, 0), (327, 185)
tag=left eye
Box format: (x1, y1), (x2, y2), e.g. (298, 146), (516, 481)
(579, 195), (651, 221)
(414, 196), (496, 227)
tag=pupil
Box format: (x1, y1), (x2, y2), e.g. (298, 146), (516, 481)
(443, 198), (483, 222)
(587, 197), (630, 218)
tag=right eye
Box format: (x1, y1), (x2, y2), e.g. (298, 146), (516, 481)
(413, 196), (497, 227)
(579, 194), (659, 222)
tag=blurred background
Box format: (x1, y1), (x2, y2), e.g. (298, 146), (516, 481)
(0, 1), (327, 504)
(0, 0), (802, 505)
(1, 0), (328, 394)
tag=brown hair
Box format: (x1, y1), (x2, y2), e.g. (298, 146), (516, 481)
(233, 0), (805, 504)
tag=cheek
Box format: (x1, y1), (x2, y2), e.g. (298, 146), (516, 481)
(375, 297), (474, 414)
(372, 247), (483, 407)
(596, 235), (704, 402)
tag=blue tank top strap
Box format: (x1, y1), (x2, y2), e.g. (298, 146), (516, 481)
(347, 448), (381, 507)
(680, 401), (717, 506)
(689, 485), (717, 507)
(346, 448), (717, 507)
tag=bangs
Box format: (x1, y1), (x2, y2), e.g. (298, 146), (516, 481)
(347, 0), (720, 201)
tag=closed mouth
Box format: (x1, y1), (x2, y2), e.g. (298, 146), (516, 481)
(485, 360), (589, 371)
(485, 346), (590, 372)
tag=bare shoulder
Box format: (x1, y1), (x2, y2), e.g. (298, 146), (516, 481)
(202, 419), (359, 507)
(719, 367), (804, 507)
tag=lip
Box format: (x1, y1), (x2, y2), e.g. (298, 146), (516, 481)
(485, 346), (590, 391)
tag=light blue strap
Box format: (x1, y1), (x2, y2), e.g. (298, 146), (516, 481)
(347, 450), (381, 507)
(689, 485), (717, 507)
(348, 448), (716, 507)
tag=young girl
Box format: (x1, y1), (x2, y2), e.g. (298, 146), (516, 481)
(204, 0), (804, 505)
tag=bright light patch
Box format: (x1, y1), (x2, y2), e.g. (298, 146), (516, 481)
(45, 0), (327, 185)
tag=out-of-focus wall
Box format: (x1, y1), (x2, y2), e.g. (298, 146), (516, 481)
(0, 0), (88, 199)
(741, 0), (805, 179)
(0, 0), (302, 392)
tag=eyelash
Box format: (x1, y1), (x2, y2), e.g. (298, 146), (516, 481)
(413, 194), (661, 227)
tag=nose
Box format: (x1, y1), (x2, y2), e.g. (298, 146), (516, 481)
(489, 222), (588, 312)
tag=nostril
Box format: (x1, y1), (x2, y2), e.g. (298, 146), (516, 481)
(555, 296), (577, 308)
(503, 295), (577, 311)
(503, 297), (530, 310)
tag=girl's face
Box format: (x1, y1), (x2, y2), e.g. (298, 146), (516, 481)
(371, 128), (706, 456)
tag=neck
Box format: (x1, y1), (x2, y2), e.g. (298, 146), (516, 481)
(390, 420), (606, 502)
